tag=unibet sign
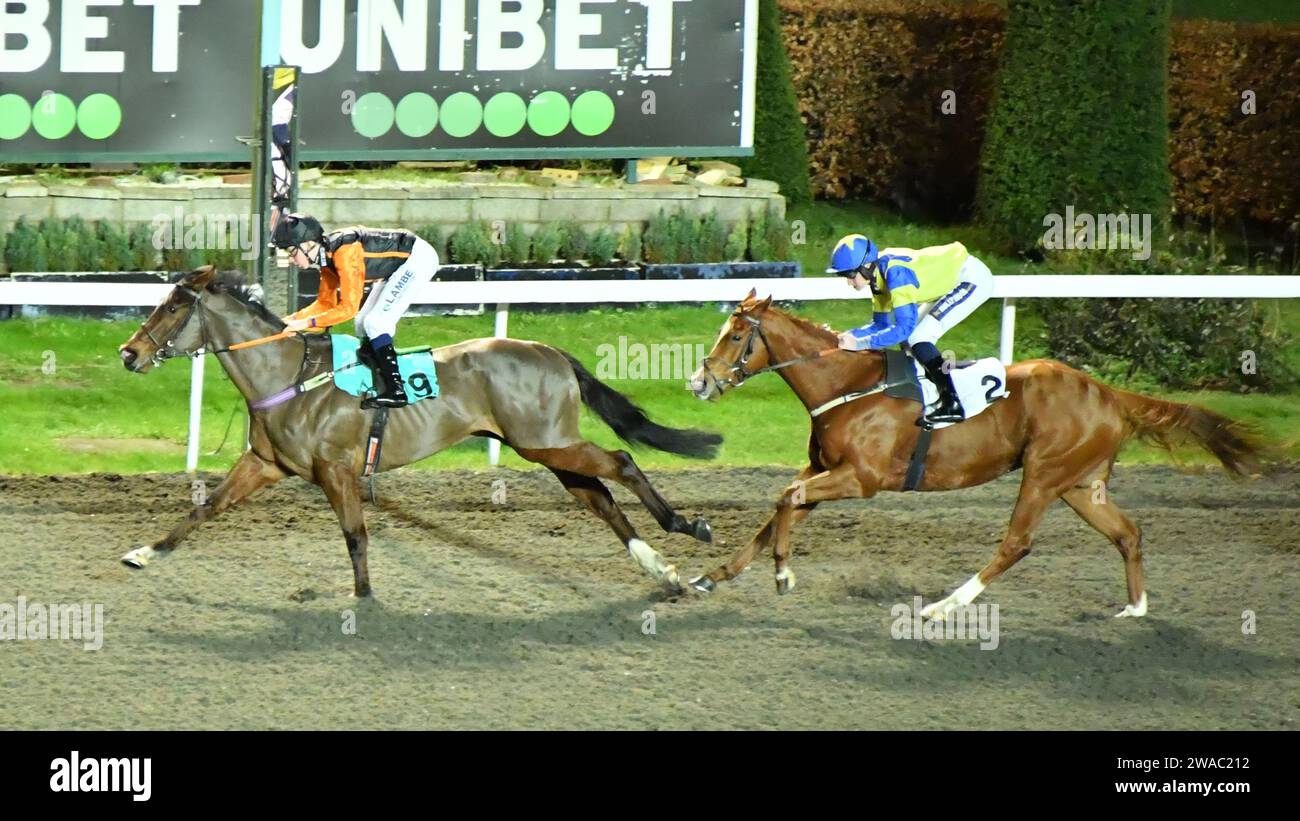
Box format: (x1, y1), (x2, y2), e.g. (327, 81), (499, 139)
(0, 0), (757, 160)
(277, 0), (689, 74)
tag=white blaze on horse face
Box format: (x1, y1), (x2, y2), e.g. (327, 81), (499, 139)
(691, 313), (747, 399)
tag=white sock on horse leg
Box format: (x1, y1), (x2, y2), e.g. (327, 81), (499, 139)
(952, 573), (986, 606)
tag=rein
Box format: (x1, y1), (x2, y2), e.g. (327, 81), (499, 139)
(206, 330), (296, 355)
(700, 313), (841, 391)
(146, 285), (324, 410)
(704, 311), (909, 418)
(150, 287), (299, 364)
(249, 361), (362, 411)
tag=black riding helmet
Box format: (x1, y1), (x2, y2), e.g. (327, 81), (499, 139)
(271, 212), (325, 250)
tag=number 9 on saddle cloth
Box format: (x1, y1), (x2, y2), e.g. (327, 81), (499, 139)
(333, 334), (439, 404)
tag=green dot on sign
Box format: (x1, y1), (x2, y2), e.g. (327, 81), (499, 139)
(571, 90), (615, 137)
(31, 93), (77, 139)
(527, 91), (570, 137)
(395, 92), (437, 138)
(77, 93), (122, 140)
(440, 92), (482, 138)
(483, 92), (527, 138)
(351, 92), (394, 139)
(0, 94), (32, 140)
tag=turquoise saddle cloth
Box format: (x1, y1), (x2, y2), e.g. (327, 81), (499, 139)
(331, 335), (440, 404)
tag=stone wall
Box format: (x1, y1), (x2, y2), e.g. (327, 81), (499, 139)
(0, 181), (787, 238)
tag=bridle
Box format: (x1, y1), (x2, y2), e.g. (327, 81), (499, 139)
(698, 306), (910, 419)
(141, 285), (207, 366)
(707, 252), (879, 390)
(138, 283), (300, 365)
(699, 311), (838, 393)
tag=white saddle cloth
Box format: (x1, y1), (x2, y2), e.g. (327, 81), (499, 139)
(913, 357), (1011, 430)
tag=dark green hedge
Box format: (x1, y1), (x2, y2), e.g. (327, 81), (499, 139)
(739, 0), (812, 205)
(973, 0), (1174, 253)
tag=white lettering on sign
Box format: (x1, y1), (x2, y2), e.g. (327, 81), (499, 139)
(438, 0), (468, 71)
(282, 0), (346, 75)
(61, 0), (124, 73)
(0, 0), (695, 75)
(476, 0), (546, 72)
(338, 0), (689, 75)
(135, 0), (200, 72)
(555, 0), (617, 71)
(358, 0), (427, 72)
(1, 0), (201, 73)
(0, 0), (53, 73)
(632, 0), (688, 70)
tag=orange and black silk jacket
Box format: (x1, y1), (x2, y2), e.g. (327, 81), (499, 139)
(289, 227), (419, 329)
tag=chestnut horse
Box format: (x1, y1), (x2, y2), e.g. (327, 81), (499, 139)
(117, 267), (719, 597)
(689, 291), (1262, 619)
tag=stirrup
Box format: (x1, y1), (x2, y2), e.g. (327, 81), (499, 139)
(362, 375), (409, 409)
(362, 393), (408, 409)
(923, 398), (965, 425)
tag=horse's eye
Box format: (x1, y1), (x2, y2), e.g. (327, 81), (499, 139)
(730, 334), (742, 342)
(167, 305), (176, 313)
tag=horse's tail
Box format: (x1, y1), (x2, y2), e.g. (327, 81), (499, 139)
(1113, 388), (1264, 477)
(558, 349), (721, 459)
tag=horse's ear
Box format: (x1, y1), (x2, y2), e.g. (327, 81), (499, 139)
(741, 287), (758, 304)
(187, 265), (217, 290)
(755, 294), (773, 313)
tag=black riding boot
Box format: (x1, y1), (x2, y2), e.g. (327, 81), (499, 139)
(361, 340), (409, 409)
(912, 343), (964, 425)
(356, 337), (377, 371)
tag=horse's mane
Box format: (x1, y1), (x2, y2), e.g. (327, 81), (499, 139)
(758, 302), (841, 345)
(206, 269), (288, 330)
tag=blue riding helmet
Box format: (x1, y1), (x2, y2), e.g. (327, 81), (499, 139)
(826, 234), (879, 276)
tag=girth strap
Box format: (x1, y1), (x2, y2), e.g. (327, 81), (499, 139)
(903, 419), (933, 492)
(808, 379), (910, 418)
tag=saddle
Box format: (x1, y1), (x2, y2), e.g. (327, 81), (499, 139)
(883, 349), (1010, 491)
(330, 335), (439, 404)
(329, 335), (441, 481)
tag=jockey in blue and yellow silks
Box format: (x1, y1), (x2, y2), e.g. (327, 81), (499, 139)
(826, 234), (995, 425)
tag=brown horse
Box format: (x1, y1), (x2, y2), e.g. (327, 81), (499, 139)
(688, 291), (1263, 619)
(117, 267), (719, 597)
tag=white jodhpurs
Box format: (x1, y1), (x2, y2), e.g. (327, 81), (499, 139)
(907, 255), (994, 348)
(354, 238), (439, 341)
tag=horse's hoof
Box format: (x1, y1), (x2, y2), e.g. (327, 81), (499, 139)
(690, 575), (716, 594)
(920, 599), (955, 621)
(121, 545), (162, 569)
(1115, 592), (1148, 618)
(691, 518), (713, 544)
(775, 568), (796, 595)
(661, 566), (684, 596)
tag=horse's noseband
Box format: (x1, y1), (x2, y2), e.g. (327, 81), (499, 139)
(143, 286), (206, 365)
(701, 314), (764, 393)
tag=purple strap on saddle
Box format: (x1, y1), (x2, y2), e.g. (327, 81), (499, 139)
(250, 386), (298, 411)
